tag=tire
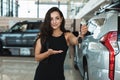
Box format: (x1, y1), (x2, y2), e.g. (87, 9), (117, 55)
(2, 49), (11, 56)
(73, 61), (78, 70)
(0, 41), (3, 55)
(73, 45), (79, 70)
(73, 54), (79, 70)
(83, 64), (89, 80)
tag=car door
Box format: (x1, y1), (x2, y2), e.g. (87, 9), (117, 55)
(22, 29), (39, 47)
(22, 23), (40, 47)
(5, 23), (23, 47)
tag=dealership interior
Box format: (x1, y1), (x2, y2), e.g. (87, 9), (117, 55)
(0, 0), (118, 80)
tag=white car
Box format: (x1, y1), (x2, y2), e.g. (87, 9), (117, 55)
(74, 1), (120, 80)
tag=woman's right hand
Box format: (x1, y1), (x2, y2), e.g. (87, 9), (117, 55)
(47, 49), (63, 55)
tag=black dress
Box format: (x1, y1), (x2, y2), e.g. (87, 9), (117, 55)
(34, 33), (68, 80)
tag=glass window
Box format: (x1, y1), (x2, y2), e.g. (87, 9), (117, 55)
(87, 18), (106, 38)
(0, 0), (68, 18)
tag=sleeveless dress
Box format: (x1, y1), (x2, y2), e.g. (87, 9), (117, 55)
(34, 33), (68, 80)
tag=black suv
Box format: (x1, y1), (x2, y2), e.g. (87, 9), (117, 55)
(0, 20), (43, 56)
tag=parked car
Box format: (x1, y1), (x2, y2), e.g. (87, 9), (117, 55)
(0, 20), (43, 56)
(74, 1), (120, 80)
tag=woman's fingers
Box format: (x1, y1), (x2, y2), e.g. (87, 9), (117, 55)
(81, 25), (88, 35)
(48, 49), (63, 55)
(53, 50), (63, 54)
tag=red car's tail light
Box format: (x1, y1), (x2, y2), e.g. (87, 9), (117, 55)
(100, 31), (117, 80)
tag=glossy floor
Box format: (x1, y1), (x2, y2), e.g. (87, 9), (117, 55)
(0, 53), (82, 80)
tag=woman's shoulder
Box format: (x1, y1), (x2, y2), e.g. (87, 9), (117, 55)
(64, 31), (73, 39)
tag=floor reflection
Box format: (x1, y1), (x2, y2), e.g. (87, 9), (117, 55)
(0, 49), (82, 80)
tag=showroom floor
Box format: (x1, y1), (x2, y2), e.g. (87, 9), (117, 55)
(0, 49), (82, 80)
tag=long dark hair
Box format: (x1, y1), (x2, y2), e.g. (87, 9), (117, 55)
(40, 7), (68, 44)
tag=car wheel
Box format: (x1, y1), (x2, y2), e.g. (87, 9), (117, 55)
(73, 46), (79, 70)
(73, 60), (78, 70)
(73, 54), (79, 70)
(83, 65), (89, 80)
(0, 42), (3, 55)
(2, 49), (11, 56)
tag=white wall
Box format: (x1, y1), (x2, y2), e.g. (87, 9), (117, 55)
(18, 0), (67, 18)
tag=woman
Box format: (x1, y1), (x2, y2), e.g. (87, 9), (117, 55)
(34, 7), (88, 80)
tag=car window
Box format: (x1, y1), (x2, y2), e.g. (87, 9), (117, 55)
(10, 22), (41, 32)
(9, 23), (22, 32)
(87, 21), (97, 33)
(94, 18), (105, 26)
(88, 18), (106, 38)
(27, 23), (40, 30)
(21, 24), (27, 31)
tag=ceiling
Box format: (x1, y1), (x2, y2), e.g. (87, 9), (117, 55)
(35, 0), (88, 3)
(37, 0), (86, 3)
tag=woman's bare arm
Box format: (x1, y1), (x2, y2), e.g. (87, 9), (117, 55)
(34, 38), (50, 61)
(67, 25), (88, 46)
(34, 38), (63, 62)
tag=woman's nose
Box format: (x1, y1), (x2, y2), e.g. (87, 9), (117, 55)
(53, 20), (56, 23)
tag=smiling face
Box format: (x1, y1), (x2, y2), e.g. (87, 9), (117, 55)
(50, 11), (63, 30)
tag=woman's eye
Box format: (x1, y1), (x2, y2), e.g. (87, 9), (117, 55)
(50, 17), (60, 21)
(56, 17), (60, 20)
